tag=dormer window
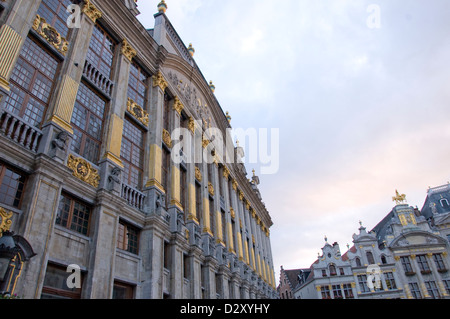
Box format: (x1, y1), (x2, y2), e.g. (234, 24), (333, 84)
(440, 199), (449, 209)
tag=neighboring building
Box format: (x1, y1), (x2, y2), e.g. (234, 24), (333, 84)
(294, 191), (450, 299)
(277, 266), (310, 299)
(0, 0), (278, 299)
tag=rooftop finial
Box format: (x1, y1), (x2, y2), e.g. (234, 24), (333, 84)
(188, 43), (195, 57)
(226, 111), (231, 123)
(209, 81), (215, 93)
(158, 0), (167, 13)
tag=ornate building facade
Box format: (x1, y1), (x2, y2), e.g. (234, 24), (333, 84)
(293, 191), (450, 299)
(0, 0), (277, 299)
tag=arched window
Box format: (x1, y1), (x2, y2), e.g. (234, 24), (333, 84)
(440, 199), (449, 209)
(355, 257), (362, 267)
(366, 252), (375, 265)
(329, 264), (337, 276)
(381, 255), (387, 264)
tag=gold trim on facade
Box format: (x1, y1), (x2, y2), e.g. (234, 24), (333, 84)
(195, 166), (202, 182)
(82, 0), (103, 23)
(162, 129), (172, 148)
(32, 15), (69, 55)
(67, 154), (100, 188)
(121, 39), (137, 62)
(0, 207), (13, 234)
(173, 96), (184, 116)
(152, 71), (168, 91)
(127, 98), (149, 126)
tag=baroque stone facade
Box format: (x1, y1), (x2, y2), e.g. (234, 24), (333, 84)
(0, 0), (277, 299)
(292, 190), (450, 299)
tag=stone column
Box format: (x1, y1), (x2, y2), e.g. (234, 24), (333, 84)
(85, 208), (118, 299)
(144, 71), (168, 215)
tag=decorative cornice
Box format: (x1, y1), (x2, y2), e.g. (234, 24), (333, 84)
(152, 71), (168, 91)
(121, 39), (137, 62)
(67, 154), (100, 188)
(82, 0), (102, 23)
(127, 98), (149, 126)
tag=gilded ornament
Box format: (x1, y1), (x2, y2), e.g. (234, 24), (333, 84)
(162, 129), (172, 148)
(32, 15), (69, 55)
(127, 98), (149, 126)
(223, 166), (230, 179)
(208, 182), (215, 196)
(0, 207), (13, 234)
(195, 166), (202, 182)
(67, 154), (100, 188)
(152, 71), (168, 91)
(232, 179), (238, 191)
(230, 208), (235, 219)
(82, 0), (102, 23)
(121, 39), (137, 62)
(173, 96), (184, 115)
(188, 117), (196, 134)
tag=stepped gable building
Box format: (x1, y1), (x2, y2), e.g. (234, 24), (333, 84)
(294, 190), (450, 299)
(0, 0), (278, 299)
(277, 266), (310, 299)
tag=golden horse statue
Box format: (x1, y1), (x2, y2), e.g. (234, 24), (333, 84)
(392, 190), (407, 205)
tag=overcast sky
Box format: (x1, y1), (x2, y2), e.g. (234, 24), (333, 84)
(136, 0), (450, 282)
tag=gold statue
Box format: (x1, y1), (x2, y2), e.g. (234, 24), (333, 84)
(392, 190), (407, 205)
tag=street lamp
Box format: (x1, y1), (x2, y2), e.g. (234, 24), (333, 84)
(0, 231), (18, 285)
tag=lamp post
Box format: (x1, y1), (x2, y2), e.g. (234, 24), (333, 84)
(0, 231), (19, 295)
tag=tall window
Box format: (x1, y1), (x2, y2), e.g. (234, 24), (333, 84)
(409, 283), (422, 299)
(425, 281), (440, 299)
(401, 256), (413, 273)
(41, 263), (83, 299)
(332, 285), (343, 299)
(180, 167), (187, 211)
(113, 281), (134, 299)
(417, 255), (430, 273)
(366, 251), (375, 265)
(86, 24), (116, 79)
(71, 82), (107, 163)
(357, 275), (370, 293)
(433, 254), (446, 271)
(37, 0), (74, 39)
(163, 94), (171, 131)
(195, 181), (202, 225)
(320, 286), (331, 299)
(56, 192), (91, 236)
(128, 62), (149, 108)
(342, 284), (354, 299)
(384, 272), (397, 290)
(329, 264), (337, 276)
(121, 117), (144, 189)
(117, 221), (139, 255)
(5, 37), (59, 128)
(0, 163), (27, 208)
(209, 198), (215, 236)
(161, 148), (170, 207)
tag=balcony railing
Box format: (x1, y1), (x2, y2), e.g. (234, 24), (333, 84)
(121, 182), (146, 211)
(0, 108), (42, 153)
(82, 60), (114, 98)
